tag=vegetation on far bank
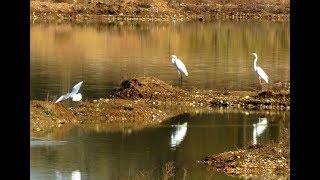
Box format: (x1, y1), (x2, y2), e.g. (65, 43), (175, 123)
(31, 0), (290, 21)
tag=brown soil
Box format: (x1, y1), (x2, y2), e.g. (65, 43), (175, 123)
(113, 76), (187, 100)
(30, 0), (290, 22)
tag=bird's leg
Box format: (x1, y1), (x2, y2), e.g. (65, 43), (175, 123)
(259, 78), (264, 91)
(259, 77), (262, 85)
(177, 71), (181, 87)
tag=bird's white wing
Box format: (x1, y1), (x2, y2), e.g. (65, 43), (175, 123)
(256, 67), (269, 83)
(70, 81), (83, 96)
(55, 94), (71, 103)
(175, 59), (188, 76)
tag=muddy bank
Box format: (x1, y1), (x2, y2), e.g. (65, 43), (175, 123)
(30, 76), (289, 135)
(30, 0), (290, 22)
(198, 126), (290, 179)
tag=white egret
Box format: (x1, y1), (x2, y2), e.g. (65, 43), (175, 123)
(252, 117), (268, 145)
(55, 81), (83, 103)
(252, 53), (269, 85)
(170, 122), (188, 149)
(171, 55), (188, 86)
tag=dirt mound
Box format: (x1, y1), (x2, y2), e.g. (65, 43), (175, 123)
(113, 76), (187, 100)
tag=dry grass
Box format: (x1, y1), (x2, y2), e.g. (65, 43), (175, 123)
(128, 161), (177, 180)
(162, 161), (175, 180)
(131, 169), (154, 180)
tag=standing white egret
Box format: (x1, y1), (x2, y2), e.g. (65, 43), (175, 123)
(55, 81), (83, 103)
(171, 55), (188, 86)
(252, 53), (269, 85)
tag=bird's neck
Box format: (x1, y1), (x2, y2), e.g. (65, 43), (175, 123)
(254, 58), (258, 70)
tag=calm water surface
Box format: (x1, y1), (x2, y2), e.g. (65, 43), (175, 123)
(30, 20), (289, 100)
(30, 110), (289, 179)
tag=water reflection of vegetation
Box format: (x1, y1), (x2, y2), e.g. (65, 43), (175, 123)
(31, 20), (289, 100)
(31, 20), (289, 61)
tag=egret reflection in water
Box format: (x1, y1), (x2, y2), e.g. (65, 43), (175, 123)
(54, 170), (82, 180)
(252, 117), (268, 144)
(72, 170), (81, 180)
(30, 137), (68, 147)
(170, 122), (188, 149)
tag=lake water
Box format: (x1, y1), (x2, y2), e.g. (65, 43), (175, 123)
(30, 109), (290, 180)
(30, 20), (289, 101)
(30, 19), (290, 179)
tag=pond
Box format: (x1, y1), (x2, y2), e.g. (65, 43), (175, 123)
(30, 20), (290, 101)
(30, 109), (289, 179)
(30, 19), (290, 179)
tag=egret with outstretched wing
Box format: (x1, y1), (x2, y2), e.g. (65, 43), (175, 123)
(55, 81), (83, 103)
